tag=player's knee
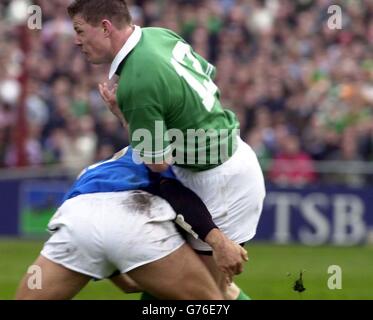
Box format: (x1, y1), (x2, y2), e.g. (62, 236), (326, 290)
(162, 277), (223, 300)
(182, 280), (223, 300)
(223, 282), (241, 300)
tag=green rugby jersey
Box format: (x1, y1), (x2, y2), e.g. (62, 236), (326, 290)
(112, 26), (239, 171)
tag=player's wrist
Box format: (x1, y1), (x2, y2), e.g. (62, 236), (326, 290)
(205, 228), (225, 249)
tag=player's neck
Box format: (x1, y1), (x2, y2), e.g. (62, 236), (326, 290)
(111, 24), (136, 60)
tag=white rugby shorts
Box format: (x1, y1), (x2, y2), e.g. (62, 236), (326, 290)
(172, 137), (266, 251)
(41, 191), (185, 279)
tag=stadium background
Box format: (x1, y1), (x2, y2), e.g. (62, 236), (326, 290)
(1, 0), (373, 299)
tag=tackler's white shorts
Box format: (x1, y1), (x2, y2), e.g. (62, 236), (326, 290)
(41, 191), (185, 279)
(172, 137), (266, 251)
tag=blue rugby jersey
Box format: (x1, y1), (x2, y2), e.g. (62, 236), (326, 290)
(63, 146), (175, 202)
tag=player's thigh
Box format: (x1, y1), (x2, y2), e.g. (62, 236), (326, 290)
(127, 244), (223, 300)
(15, 255), (90, 300)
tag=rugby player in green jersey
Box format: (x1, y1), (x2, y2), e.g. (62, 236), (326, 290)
(68, 0), (265, 300)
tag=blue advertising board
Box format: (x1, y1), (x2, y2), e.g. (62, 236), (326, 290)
(256, 185), (373, 245)
(0, 178), (70, 236)
(0, 180), (20, 235)
(19, 181), (69, 236)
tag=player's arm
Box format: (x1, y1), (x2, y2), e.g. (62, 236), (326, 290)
(149, 172), (248, 278)
(124, 101), (174, 170)
(98, 84), (171, 173)
(157, 176), (218, 241)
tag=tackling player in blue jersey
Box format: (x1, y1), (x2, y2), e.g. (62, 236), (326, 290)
(16, 146), (246, 299)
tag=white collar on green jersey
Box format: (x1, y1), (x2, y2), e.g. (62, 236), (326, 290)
(109, 25), (142, 79)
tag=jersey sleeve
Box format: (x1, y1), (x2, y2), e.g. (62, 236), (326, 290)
(117, 52), (172, 164)
(145, 168), (218, 241)
(117, 62), (174, 164)
(158, 177), (218, 241)
(125, 105), (172, 164)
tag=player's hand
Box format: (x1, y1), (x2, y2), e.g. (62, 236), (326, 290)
(214, 241), (248, 284)
(98, 82), (126, 126)
(98, 82), (118, 109)
(205, 229), (249, 282)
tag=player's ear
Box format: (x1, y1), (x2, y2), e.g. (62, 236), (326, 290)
(101, 20), (113, 37)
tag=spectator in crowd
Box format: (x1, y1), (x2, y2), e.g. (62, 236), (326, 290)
(268, 133), (317, 187)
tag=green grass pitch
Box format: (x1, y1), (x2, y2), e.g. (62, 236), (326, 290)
(1, 239), (372, 300)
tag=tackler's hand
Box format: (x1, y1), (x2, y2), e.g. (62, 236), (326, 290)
(205, 229), (249, 283)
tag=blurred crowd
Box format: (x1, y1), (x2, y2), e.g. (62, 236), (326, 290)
(1, 0), (373, 186)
